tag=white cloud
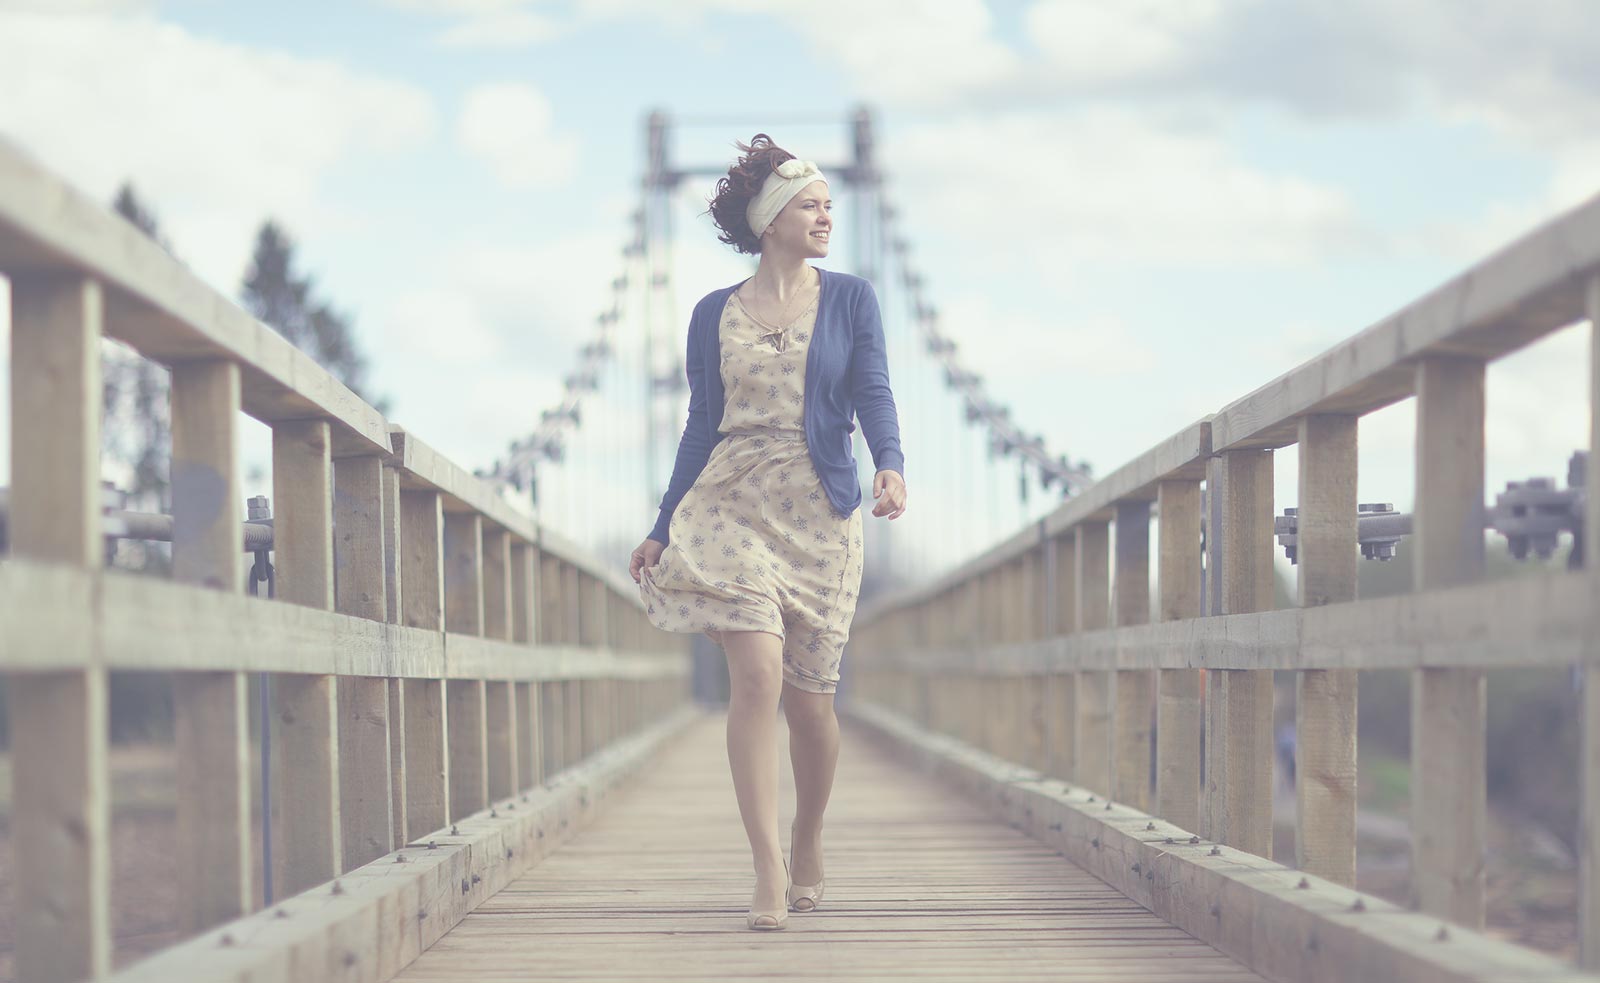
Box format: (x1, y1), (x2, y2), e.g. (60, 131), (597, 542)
(0, 8), (437, 293)
(888, 109), (1365, 269)
(1026, 0), (1224, 83)
(456, 83), (579, 189)
(438, 8), (557, 46)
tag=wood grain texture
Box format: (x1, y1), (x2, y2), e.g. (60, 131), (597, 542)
(272, 419), (334, 610)
(383, 464), (403, 625)
(1411, 356), (1488, 930)
(1294, 415), (1359, 886)
(334, 455), (387, 621)
(9, 670), (110, 983)
(168, 358), (254, 932)
(170, 359), (242, 591)
(338, 675), (394, 871)
(486, 680), (518, 802)
(395, 710), (1266, 983)
(448, 679), (489, 821)
(1156, 479), (1203, 833)
(511, 543), (538, 645)
(404, 678), (449, 838)
(443, 512), (484, 638)
(399, 490), (444, 631)
(10, 274), (101, 566)
(270, 673), (342, 896)
(1206, 450), (1274, 855)
(1113, 501), (1154, 811)
(852, 702), (1581, 983)
(482, 527), (512, 642)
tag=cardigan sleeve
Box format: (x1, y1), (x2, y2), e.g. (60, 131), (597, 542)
(647, 307), (714, 545)
(848, 280), (906, 477)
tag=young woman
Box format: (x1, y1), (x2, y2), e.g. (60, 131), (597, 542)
(628, 134), (908, 931)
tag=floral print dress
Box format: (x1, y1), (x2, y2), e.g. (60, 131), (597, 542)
(639, 287), (865, 694)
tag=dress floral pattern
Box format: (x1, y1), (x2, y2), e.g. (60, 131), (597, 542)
(640, 287), (865, 694)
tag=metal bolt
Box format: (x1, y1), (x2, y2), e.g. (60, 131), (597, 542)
(506, 848), (514, 860)
(1091, 837), (1100, 848)
(331, 880), (344, 895)
(1351, 898), (1366, 912)
(451, 824), (459, 836)
(1131, 862), (1142, 873)
(1209, 846), (1222, 856)
(1086, 795), (1096, 803)
(275, 908), (289, 919)
(1104, 801), (1113, 811)
(460, 878), (470, 895)
(220, 933), (235, 947)
(1146, 870), (1154, 881)
(507, 802), (516, 811)
(428, 840), (438, 850)
(1164, 837), (1174, 845)
(1189, 836), (1201, 845)
(418, 909), (428, 922)
(490, 808), (498, 818)
(1210, 903), (1221, 918)
(472, 873), (482, 885)
(394, 853), (407, 863)
(1297, 877), (1310, 889)
(1435, 926), (1450, 942)
(1145, 822), (1155, 831)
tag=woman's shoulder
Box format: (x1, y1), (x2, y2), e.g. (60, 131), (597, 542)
(818, 268), (875, 298)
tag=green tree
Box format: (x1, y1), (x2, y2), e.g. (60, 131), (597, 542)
(240, 221), (388, 412)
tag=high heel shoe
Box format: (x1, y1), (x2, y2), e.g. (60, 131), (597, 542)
(787, 823), (825, 912)
(746, 858), (789, 931)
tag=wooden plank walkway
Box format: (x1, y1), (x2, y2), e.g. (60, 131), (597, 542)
(396, 708), (1267, 982)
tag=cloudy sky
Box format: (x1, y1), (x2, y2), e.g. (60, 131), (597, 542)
(2, 0), (1597, 582)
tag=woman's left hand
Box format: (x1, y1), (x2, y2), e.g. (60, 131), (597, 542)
(871, 469), (907, 519)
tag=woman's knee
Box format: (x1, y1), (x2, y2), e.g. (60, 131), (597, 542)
(782, 687), (836, 730)
(724, 632), (784, 700)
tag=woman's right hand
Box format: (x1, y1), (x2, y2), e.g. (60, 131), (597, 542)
(630, 538), (665, 583)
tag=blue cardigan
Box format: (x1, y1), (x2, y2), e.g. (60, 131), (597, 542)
(648, 268), (905, 545)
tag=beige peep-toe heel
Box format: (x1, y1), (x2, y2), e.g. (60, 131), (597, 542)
(787, 824), (825, 912)
(747, 858), (789, 931)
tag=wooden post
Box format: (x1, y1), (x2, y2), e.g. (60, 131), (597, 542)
(1585, 276), (1600, 970)
(1205, 449), (1275, 857)
(542, 679), (566, 776)
(1113, 500), (1153, 811)
(485, 680), (518, 801)
(1296, 415), (1360, 885)
(517, 681), (540, 789)
(511, 542), (538, 645)
(382, 465), (408, 849)
(8, 275), (110, 983)
(1412, 356), (1488, 928)
(447, 679), (489, 820)
(565, 678), (584, 763)
(170, 358), (253, 930)
(580, 573), (609, 649)
(1074, 521), (1112, 794)
(539, 554), (563, 644)
(443, 512), (488, 818)
(271, 419), (343, 893)
(1048, 532), (1078, 781)
(333, 454), (394, 870)
(400, 490), (448, 836)
(482, 527), (512, 641)
(1156, 479), (1204, 833)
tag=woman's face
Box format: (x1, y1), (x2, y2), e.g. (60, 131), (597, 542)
(765, 180), (832, 258)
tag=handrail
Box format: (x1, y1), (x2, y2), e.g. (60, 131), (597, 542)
(850, 185), (1600, 981)
(0, 137), (691, 983)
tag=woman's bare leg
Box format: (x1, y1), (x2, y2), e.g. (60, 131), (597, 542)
(718, 629), (787, 914)
(781, 681), (838, 887)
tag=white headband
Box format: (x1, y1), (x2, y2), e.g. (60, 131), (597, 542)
(745, 158), (828, 240)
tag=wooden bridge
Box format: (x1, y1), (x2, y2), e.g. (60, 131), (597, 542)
(2, 135), (1599, 982)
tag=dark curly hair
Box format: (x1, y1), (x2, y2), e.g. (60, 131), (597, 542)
(707, 133), (795, 255)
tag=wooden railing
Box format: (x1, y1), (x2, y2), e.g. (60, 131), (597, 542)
(0, 139), (693, 982)
(849, 189), (1600, 981)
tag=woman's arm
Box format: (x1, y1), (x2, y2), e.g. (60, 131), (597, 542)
(647, 309), (713, 545)
(849, 280), (905, 478)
